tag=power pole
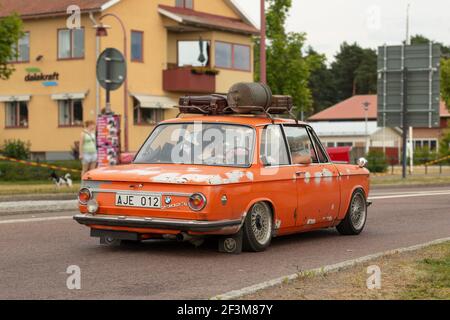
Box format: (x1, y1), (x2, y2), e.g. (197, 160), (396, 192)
(405, 3), (411, 45)
(260, 0), (267, 84)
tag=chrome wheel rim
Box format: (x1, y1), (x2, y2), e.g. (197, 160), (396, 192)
(251, 203), (272, 245)
(350, 193), (366, 231)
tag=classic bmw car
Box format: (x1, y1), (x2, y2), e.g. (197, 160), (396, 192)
(74, 84), (370, 254)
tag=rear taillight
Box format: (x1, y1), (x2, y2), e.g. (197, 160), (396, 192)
(188, 193), (207, 211)
(78, 188), (92, 205)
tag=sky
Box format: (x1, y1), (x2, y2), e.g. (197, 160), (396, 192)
(237, 0), (450, 62)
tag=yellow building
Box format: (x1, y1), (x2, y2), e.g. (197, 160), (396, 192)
(0, 0), (258, 160)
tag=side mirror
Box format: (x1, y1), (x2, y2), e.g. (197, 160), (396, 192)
(357, 157), (368, 168)
(293, 154), (312, 165)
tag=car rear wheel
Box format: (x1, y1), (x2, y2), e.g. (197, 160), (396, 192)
(336, 190), (367, 235)
(243, 202), (273, 252)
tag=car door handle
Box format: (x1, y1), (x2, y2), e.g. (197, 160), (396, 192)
(296, 171), (306, 177)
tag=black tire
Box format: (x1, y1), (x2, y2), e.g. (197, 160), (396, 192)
(336, 189), (367, 235)
(242, 202), (273, 252)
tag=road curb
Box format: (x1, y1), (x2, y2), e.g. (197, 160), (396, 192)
(0, 200), (78, 216)
(211, 237), (450, 300)
(0, 193), (77, 203)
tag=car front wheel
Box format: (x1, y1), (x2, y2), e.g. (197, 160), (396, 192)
(243, 202), (273, 252)
(337, 190), (367, 235)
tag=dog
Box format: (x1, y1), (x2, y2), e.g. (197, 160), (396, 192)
(50, 172), (73, 188)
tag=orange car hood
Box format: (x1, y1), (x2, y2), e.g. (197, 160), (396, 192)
(84, 164), (255, 186)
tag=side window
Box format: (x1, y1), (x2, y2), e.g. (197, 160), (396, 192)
(307, 127), (329, 163)
(284, 125), (318, 164)
(260, 125), (289, 166)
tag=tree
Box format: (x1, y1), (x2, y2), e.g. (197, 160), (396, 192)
(354, 48), (378, 94)
(439, 128), (450, 164)
(442, 59), (450, 109)
(306, 47), (337, 114)
(0, 13), (23, 80)
(254, 0), (315, 114)
(331, 42), (377, 102)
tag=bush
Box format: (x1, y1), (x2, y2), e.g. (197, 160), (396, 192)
(0, 160), (81, 182)
(413, 147), (438, 165)
(1, 139), (31, 160)
(366, 150), (388, 173)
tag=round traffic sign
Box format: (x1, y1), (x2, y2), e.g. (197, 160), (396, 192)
(96, 48), (127, 91)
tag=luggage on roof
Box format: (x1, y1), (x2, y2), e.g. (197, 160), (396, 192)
(178, 94), (230, 115)
(178, 82), (294, 116)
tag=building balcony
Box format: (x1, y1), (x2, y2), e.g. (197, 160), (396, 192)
(163, 66), (216, 94)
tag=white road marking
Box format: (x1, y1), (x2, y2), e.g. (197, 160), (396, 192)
(0, 216), (72, 225)
(370, 189), (450, 197)
(211, 237), (450, 300)
(369, 191), (450, 200)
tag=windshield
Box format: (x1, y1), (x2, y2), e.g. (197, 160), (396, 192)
(134, 123), (255, 167)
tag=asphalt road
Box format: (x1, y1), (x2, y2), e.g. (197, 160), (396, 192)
(0, 185), (449, 299)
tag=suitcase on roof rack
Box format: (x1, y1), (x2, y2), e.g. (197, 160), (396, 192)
(178, 94), (230, 115)
(267, 95), (294, 114)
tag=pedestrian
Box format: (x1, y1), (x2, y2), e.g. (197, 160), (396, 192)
(80, 120), (97, 175)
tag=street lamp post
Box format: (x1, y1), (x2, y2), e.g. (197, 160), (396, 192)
(94, 14), (129, 153)
(363, 102), (370, 155)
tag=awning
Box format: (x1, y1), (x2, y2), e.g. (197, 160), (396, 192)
(0, 95), (31, 102)
(51, 92), (87, 100)
(132, 94), (177, 109)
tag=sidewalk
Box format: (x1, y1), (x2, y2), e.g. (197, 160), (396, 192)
(0, 200), (77, 216)
(0, 193), (76, 203)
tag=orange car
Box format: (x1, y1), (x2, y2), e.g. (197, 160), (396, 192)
(74, 115), (370, 254)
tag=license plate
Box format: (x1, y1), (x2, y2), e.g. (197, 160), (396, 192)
(115, 193), (162, 209)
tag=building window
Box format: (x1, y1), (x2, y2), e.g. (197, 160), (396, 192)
(215, 41), (251, 71)
(131, 31), (144, 62)
(337, 142), (354, 147)
(175, 0), (193, 9)
(414, 139), (438, 151)
(58, 100), (83, 126)
(9, 32), (30, 63)
(58, 28), (84, 59)
(5, 101), (28, 128)
(178, 40), (210, 67)
(133, 99), (164, 125)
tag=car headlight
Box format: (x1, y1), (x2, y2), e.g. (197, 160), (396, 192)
(78, 188), (92, 205)
(188, 193), (207, 211)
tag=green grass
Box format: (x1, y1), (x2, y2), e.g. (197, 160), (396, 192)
(401, 248), (450, 299)
(371, 175), (450, 186)
(0, 181), (80, 195)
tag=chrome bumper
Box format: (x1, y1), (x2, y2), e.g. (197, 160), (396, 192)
(73, 214), (242, 233)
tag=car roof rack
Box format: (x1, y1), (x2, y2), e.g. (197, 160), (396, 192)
(177, 94), (299, 123)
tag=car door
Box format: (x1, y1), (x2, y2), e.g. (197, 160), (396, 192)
(259, 124), (297, 229)
(306, 126), (340, 223)
(282, 124), (339, 227)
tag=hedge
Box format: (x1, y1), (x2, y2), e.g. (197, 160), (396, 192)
(0, 160), (82, 182)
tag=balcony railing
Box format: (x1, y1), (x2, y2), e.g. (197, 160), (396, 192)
(163, 66), (217, 93)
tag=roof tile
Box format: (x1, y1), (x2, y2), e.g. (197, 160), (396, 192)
(0, 0), (110, 18)
(309, 95), (450, 121)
